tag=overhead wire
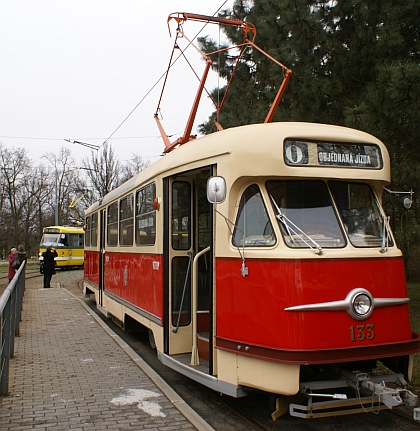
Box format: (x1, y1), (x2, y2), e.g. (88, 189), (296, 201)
(100, 0), (229, 151)
(0, 134), (168, 142)
(0, 136), (63, 141)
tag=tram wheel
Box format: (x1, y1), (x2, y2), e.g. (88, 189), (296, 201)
(148, 329), (156, 350)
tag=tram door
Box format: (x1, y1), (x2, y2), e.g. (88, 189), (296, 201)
(98, 209), (106, 307)
(165, 168), (213, 370)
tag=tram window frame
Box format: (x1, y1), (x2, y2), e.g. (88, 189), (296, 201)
(233, 184), (276, 247)
(329, 181), (393, 248)
(85, 216), (91, 247)
(91, 212), (98, 247)
(107, 202), (119, 246)
(119, 194), (134, 246)
(135, 182), (156, 246)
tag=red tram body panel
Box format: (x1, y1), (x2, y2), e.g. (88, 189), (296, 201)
(215, 257), (416, 358)
(84, 250), (100, 286)
(85, 251), (164, 321)
(103, 253), (164, 320)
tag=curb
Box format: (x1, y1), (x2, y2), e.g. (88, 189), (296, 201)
(63, 287), (215, 431)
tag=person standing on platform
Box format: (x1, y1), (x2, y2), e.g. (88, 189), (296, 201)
(15, 245), (27, 269)
(42, 246), (58, 288)
(8, 247), (17, 283)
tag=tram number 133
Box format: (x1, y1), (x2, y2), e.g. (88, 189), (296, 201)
(350, 324), (375, 342)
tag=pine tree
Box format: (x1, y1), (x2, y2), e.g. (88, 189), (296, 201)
(198, 0), (420, 279)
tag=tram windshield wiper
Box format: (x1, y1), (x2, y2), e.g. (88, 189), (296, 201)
(380, 214), (392, 253)
(270, 195), (323, 255)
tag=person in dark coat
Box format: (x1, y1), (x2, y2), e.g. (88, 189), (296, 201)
(16, 245), (27, 268)
(42, 246), (58, 288)
(8, 247), (17, 283)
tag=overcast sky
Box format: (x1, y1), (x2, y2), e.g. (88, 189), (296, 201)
(1, 1), (231, 167)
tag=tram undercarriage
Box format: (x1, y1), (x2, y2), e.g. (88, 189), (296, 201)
(276, 363), (417, 420)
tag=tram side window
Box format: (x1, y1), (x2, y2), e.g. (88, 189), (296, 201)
(107, 202), (118, 246)
(85, 216), (91, 247)
(233, 184), (276, 247)
(120, 194), (134, 246)
(91, 213), (98, 247)
(135, 183), (156, 246)
(329, 181), (392, 247)
(68, 233), (83, 247)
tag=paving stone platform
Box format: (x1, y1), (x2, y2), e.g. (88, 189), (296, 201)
(0, 274), (213, 431)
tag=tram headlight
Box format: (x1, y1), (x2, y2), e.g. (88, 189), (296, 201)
(352, 293), (372, 316)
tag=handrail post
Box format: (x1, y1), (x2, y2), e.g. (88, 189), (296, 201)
(190, 246), (211, 366)
(0, 299), (11, 395)
(173, 252), (193, 333)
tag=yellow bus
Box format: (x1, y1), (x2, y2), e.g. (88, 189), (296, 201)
(39, 225), (84, 269)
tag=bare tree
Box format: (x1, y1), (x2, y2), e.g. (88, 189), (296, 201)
(82, 142), (120, 200)
(0, 144), (33, 248)
(19, 165), (50, 255)
(32, 165), (51, 240)
(119, 154), (150, 184)
(42, 147), (81, 226)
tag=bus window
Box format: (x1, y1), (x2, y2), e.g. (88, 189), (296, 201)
(329, 181), (392, 248)
(107, 202), (118, 246)
(266, 180), (345, 248)
(120, 194), (134, 246)
(91, 213), (98, 247)
(135, 183), (156, 246)
(233, 184), (276, 247)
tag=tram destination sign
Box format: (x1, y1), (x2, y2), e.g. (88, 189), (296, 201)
(284, 140), (382, 169)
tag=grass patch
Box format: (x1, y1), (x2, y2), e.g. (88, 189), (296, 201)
(407, 282), (420, 393)
(0, 259), (40, 273)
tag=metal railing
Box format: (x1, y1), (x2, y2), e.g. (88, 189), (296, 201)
(0, 261), (25, 396)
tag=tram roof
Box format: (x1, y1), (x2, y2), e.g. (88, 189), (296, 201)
(85, 122), (390, 214)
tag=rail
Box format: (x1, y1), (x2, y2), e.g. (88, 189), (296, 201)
(0, 261), (26, 396)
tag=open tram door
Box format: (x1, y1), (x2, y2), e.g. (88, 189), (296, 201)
(163, 166), (214, 375)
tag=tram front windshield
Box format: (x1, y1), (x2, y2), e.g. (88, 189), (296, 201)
(40, 233), (68, 247)
(265, 180), (391, 249)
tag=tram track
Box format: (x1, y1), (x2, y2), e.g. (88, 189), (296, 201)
(203, 388), (273, 431)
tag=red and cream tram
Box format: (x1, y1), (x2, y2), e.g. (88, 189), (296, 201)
(83, 13), (419, 419)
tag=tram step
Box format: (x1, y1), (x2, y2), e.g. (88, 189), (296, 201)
(289, 396), (387, 419)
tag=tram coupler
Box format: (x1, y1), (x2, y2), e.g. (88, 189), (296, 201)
(287, 370), (417, 419)
(361, 378), (417, 408)
(340, 369), (418, 409)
